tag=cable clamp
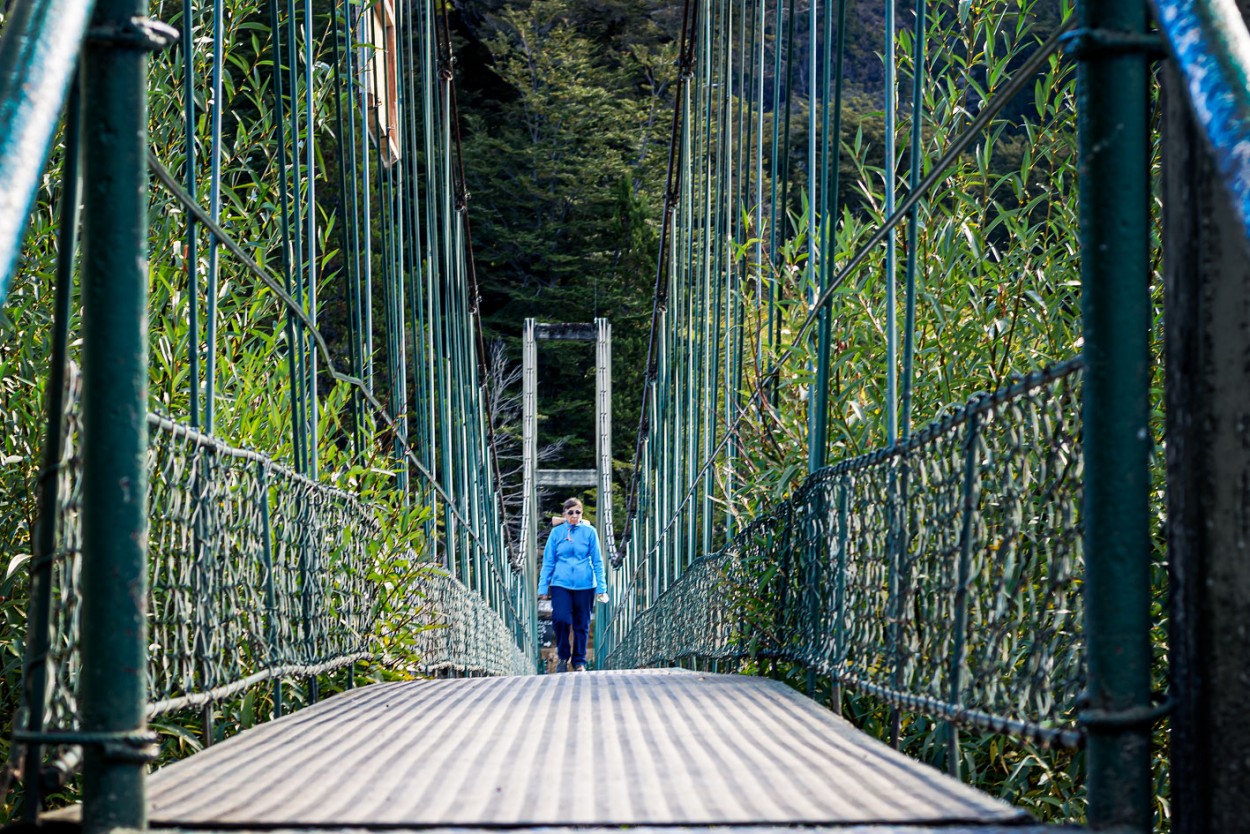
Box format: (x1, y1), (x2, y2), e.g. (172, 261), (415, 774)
(676, 52), (695, 81)
(13, 728), (160, 763)
(1079, 696), (1172, 729)
(86, 16), (180, 51)
(1060, 28), (1165, 60)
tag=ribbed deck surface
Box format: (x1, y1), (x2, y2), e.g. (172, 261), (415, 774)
(143, 670), (1030, 828)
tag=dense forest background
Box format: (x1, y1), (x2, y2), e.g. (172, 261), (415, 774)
(452, 0), (892, 481)
(444, 0), (1066, 513)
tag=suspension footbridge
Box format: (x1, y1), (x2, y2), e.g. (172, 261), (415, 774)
(1, 0), (1249, 829)
(50, 671), (1040, 830)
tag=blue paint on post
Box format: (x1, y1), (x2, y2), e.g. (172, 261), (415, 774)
(0, 0), (95, 305)
(1154, 0), (1250, 243)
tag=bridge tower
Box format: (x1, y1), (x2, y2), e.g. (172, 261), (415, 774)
(522, 318), (614, 668)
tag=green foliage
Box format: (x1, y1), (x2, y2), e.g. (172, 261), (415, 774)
(459, 0), (669, 478)
(0, 0), (447, 822)
(728, 0), (1081, 514)
(705, 0), (1167, 827)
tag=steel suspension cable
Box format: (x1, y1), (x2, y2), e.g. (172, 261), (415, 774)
(145, 151), (499, 548)
(901, 0), (928, 439)
(622, 0), (699, 538)
(617, 13), (1077, 568)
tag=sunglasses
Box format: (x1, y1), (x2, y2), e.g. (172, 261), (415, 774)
(565, 509), (582, 515)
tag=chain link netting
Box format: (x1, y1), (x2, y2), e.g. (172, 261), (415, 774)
(408, 571), (532, 677)
(606, 360), (1085, 749)
(18, 377), (532, 781)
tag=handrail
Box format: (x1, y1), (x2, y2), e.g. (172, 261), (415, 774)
(1154, 0), (1250, 240)
(0, 0), (95, 306)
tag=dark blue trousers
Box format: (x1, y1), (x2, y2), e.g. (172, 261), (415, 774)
(550, 586), (594, 666)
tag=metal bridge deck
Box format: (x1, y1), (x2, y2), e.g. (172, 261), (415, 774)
(136, 670), (1037, 830)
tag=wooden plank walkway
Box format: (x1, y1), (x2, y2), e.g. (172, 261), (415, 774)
(75, 669), (1056, 831)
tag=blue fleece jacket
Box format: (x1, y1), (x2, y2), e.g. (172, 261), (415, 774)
(538, 521), (607, 595)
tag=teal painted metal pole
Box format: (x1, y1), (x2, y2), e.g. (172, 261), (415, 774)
(265, 0), (303, 468)
(258, 461), (283, 719)
(809, 0), (840, 473)
(883, 0), (897, 446)
(1077, 0), (1153, 824)
(947, 411), (980, 779)
(80, 0), (151, 822)
(767, 0), (783, 350)
(204, 0), (225, 435)
(361, 1), (376, 394)
(302, 0), (319, 477)
(807, 0), (816, 304)
(776, 0), (797, 298)
(900, 0), (926, 440)
(0, 0), (93, 303)
(805, 0), (820, 473)
(753, 0), (765, 376)
(831, 477), (847, 715)
(23, 78), (82, 821)
(286, 0), (309, 473)
(182, 0), (199, 428)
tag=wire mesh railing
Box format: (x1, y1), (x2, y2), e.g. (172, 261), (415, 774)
(409, 572), (533, 678)
(605, 359), (1085, 751)
(12, 366), (531, 798)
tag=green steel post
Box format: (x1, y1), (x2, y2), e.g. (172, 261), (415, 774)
(201, 706), (215, 749)
(831, 477), (848, 716)
(328, 0), (358, 462)
(884, 0), (897, 446)
(258, 461), (282, 719)
(900, 0), (926, 439)
(809, 0), (832, 475)
(766, 0), (783, 359)
(886, 462), (902, 748)
(947, 411), (980, 779)
(204, 0), (225, 435)
(23, 79), (82, 821)
(298, 485), (317, 705)
(182, 0), (199, 429)
(805, 502), (817, 698)
(806, 0), (816, 320)
(302, 0), (318, 477)
(775, 0), (797, 319)
(80, 0), (151, 822)
(754, 0), (765, 346)
(814, 0), (849, 473)
(1078, 0), (1153, 823)
(265, 0), (302, 468)
(360, 0), (376, 393)
(285, 0), (309, 472)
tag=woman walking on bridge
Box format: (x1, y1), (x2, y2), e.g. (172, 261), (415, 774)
(538, 498), (608, 672)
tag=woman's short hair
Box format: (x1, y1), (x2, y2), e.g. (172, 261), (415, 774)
(562, 497), (582, 511)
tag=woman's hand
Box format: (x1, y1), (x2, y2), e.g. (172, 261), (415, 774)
(538, 594), (550, 600)
(596, 593), (609, 604)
